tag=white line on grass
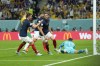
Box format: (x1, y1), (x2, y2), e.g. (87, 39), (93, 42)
(44, 55), (94, 66)
(0, 48), (17, 50)
(0, 60), (62, 61)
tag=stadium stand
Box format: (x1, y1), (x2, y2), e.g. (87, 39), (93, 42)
(0, 0), (100, 32)
(0, 0), (95, 19)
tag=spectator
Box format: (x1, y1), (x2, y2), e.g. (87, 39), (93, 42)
(5, 28), (8, 32)
(56, 27), (60, 31)
(72, 27), (77, 31)
(11, 28), (17, 32)
(63, 22), (69, 31)
(90, 27), (93, 31)
(79, 27), (83, 31)
(97, 25), (100, 31)
(0, 0), (95, 19)
(1, 15), (5, 20)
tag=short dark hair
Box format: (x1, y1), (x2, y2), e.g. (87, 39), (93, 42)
(68, 38), (73, 41)
(44, 12), (49, 15)
(26, 13), (32, 18)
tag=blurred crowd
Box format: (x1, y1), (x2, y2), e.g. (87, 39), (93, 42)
(43, 0), (93, 19)
(0, 0), (100, 32)
(0, 0), (41, 20)
(0, 0), (100, 20)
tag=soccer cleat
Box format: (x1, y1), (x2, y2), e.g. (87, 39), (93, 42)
(48, 52), (53, 55)
(22, 50), (27, 54)
(55, 49), (61, 53)
(36, 53), (42, 56)
(85, 48), (88, 54)
(16, 51), (20, 55)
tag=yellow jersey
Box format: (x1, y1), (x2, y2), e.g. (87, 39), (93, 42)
(20, 15), (26, 24)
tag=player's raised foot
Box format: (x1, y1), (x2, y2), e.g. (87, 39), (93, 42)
(48, 51), (53, 55)
(16, 51), (20, 55)
(85, 48), (88, 54)
(36, 53), (42, 56)
(22, 50), (27, 54)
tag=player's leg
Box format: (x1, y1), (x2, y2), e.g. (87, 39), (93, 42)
(30, 42), (42, 56)
(27, 37), (42, 56)
(45, 41), (53, 55)
(41, 36), (53, 55)
(16, 37), (27, 55)
(23, 32), (32, 52)
(23, 31), (39, 52)
(20, 36), (42, 56)
(16, 41), (26, 54)
(47, 32), (57, 50)
(74, 48), (88, 54)
(41, 36), (47, 51)
(23, 43), (30, 52)
(42, 41), (47, 51)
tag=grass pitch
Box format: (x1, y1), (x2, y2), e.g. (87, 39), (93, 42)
(0, 40), (100, 66)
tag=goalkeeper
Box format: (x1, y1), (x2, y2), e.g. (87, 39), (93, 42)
(57, 38), (88, 54)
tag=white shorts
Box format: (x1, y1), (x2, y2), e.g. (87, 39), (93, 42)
(41, 32), (53, 41)
(33, 31), (40, 39)
(20, 36), (33, 43)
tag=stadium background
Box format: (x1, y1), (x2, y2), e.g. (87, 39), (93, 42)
(0, 0), (100, 66)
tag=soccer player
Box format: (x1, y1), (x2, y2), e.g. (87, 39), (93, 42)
(20, 11), (32, 52)
(39, 13), (57, 55)
(57, 38), (88, 54)
(22, 13), (45, 52)
(16, 13), (42, 56)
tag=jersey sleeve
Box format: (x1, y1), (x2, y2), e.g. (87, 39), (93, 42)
(27, 22), (32, 27)
(59, 42), (65, 49)
(40, 21), (44, 27)
(72, 42), (75, 49)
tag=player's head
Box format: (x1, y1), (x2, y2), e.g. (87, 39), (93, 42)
(39, 13), (44, 18)
(44, 12), (50, 19)
(21, 11), (27, 17)
(68, 38), (73, 41)
(26, 13), (33, 21)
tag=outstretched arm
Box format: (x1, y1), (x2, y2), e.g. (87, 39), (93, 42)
(59, 42), (64, 49)
(32, 20), (43, 28)
(37, 26), (45, 36)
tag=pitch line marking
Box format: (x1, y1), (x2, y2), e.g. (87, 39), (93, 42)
(44, 55), (94, 66)
(0, 48), (17, 50)
(0, 60), (62, 61)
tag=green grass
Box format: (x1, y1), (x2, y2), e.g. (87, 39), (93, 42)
(0, 40), (100, 66)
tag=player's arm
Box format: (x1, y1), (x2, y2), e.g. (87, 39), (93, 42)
(72, 42), (76, 49)
(59, 42), (65, 49)
(49, 27), (53, 34)
(37, 26), (45, 36)
(32, 20), (43, 28)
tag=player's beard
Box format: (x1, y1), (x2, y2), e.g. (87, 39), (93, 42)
(29, 18), (33, 23)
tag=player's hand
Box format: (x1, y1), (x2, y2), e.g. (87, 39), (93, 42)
(39, 20), (43, 23)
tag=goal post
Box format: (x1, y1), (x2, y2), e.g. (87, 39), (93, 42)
(93, 0), (100, 55)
